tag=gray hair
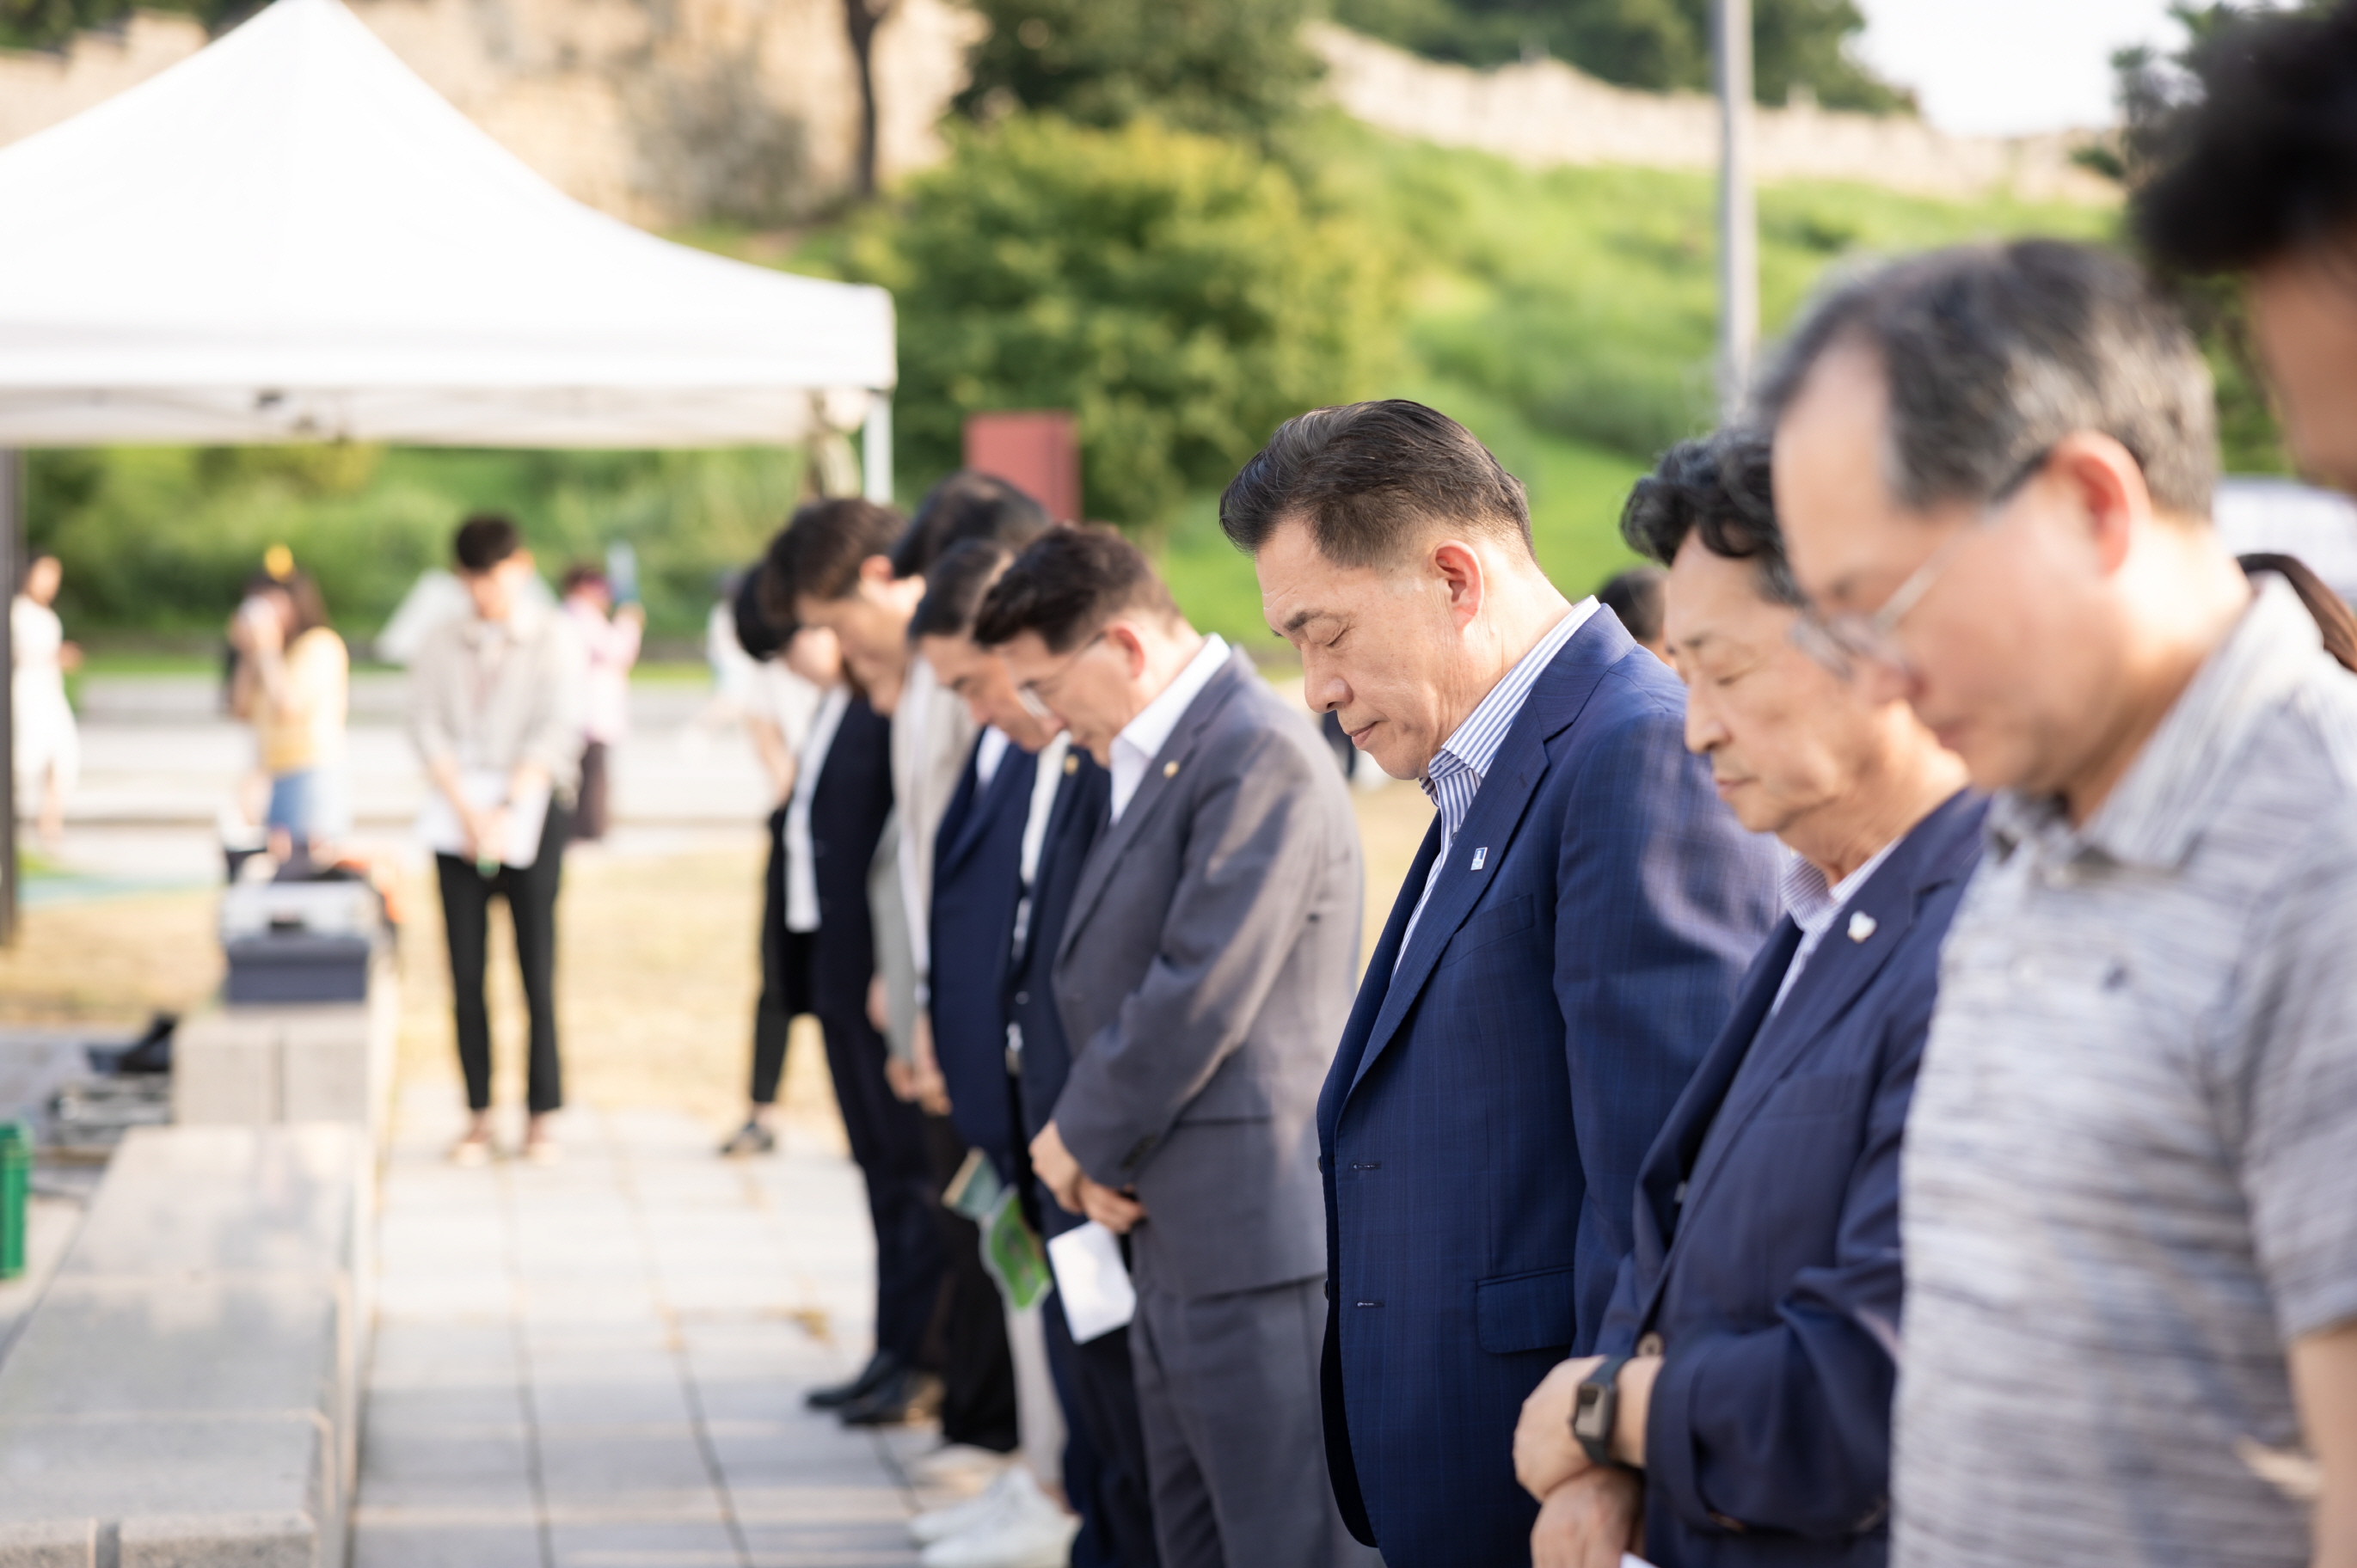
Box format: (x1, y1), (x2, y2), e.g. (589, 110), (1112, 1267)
(1753, 240), (2217, 519)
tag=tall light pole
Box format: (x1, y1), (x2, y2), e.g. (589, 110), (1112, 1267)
(1716, 0), (1758, 421)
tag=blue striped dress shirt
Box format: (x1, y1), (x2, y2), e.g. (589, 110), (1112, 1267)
(1394, 597), (1598, 969)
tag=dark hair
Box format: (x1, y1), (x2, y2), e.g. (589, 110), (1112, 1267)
(1618, 430), (1804, 609)
(1594, 565), (1668, 645)
(1754, 240), (2217, 520)
(2133, 6), (2357, 274)
(890, 470), (1052, 580)
(757, 497), (907, 623)
(1218, 400), (1534, 566)
(453, 513), (522, 573)
(561, 563), (609, 597)
(911, 539), (1016, 640)
(280, 571), (330, 639)
(973, 526), (1181, 653)
(2240, 551), (2357, 672)
(733, 559), (789, 661)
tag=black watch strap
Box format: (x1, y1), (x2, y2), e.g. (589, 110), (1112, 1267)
(1570, 1353), (1632, 1469)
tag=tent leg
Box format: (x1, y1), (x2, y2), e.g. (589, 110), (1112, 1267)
(0, 451), (19, 946)
(862, 395), (893, 505)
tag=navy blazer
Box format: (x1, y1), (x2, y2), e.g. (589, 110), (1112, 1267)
(1007, 746), (1111, 1239)
(930, 732), (1038, 1170)
(1594, 789), (1986, 1568)
(1319, 610), (1781, 1567)
(807, 695), (893, 1028)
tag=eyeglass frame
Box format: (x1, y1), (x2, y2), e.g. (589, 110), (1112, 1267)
(1015, 629), (1108, 720)
(1788, 443), (2056, 676)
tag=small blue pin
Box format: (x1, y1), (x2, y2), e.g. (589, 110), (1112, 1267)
(1470, 847), (1488, 871)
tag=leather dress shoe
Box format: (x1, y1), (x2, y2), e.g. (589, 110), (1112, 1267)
(806, 1351), (899, 1412)
(838, 1366), (944, 1427)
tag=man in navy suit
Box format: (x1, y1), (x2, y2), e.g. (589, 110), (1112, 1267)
(1221, 401), (1782, 1566)
(1510, 430), (1978, 1566)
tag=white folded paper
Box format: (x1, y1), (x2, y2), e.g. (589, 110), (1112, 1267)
(418, 769), (550, 870)
(1047, 1221), (1138, 1344)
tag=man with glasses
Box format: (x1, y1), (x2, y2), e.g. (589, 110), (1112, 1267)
(1766, 239), (2357, 1568)
(1508, 429), (1978, 1567)
(973, 527), (1369, 1568)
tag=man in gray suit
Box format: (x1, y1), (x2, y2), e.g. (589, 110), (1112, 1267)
(974, 527), (1367, 1568)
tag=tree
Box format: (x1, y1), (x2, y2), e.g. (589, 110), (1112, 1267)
(850, 115), (1395, 526)
(843, 0), (897, 199)
(1329, 0), (1913, 112)
(1, 0), (245, 52)
(953, 0), (1324, 144)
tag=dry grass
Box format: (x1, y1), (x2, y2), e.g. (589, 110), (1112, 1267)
(0, 783), (1435, 1142)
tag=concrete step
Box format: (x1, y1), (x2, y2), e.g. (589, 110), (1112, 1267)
(0, 1125), (369, 1568)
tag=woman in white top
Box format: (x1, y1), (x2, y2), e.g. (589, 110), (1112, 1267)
(12, 554), (80, 847)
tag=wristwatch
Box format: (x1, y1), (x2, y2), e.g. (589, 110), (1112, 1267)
(1570, 1355), (1632, 1469)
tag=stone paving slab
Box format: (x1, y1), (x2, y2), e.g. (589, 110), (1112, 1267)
(353, 1093), (925, 1568)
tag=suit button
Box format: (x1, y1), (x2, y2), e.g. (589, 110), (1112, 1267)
(1636, 1332), (1665, 1358)
(1014, 989), (1029, 1005)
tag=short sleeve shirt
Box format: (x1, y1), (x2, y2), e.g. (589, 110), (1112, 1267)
(1895, 576), (2357, 1568)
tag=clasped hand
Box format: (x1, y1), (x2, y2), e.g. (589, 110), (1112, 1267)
(1029, 1120), (1146, 1234)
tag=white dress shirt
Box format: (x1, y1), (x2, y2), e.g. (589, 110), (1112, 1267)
(783, 685), (851, 934)
(1395, 599), (1597, 967)
(1767, 835), (1902, 1016)
(974, 726), (1012, 788)
(1010, 732), (1073, 966)
(1108, 634), (1230, 824)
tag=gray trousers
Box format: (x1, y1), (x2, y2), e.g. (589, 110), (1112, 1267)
(1129, 1271), (1378, 1568)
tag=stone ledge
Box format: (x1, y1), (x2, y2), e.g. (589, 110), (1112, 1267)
(0, 1127), (368, 1568)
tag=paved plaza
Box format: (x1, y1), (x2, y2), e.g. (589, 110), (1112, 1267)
(357, 1092), (936, 1568)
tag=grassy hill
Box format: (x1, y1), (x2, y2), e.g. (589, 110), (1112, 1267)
(26, 121), (2116, 650)
(1160, 120), (2116, 651)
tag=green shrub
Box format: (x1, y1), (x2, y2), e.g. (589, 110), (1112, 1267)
(850, 114), (1396, 528)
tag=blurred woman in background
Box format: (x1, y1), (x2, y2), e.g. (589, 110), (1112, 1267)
(13, 553), (81, 847)
(230, 568), (351, 862)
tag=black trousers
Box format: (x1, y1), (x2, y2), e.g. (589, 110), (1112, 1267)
(1041, 1225), (1161, 1567)
(816, 1000), (942, 1366)
(572, 742), (611, 841)
(748, 806), (814, 1107)
(923, 1115), (1019, 1452)
(435, 798), (572, 1115)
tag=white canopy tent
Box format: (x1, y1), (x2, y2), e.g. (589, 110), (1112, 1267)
(0, 0), (895, 480)
(0, 0), (898, 933)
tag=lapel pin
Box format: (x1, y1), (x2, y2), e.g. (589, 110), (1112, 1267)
(1064, 753), (1078, 775)
(1847, 911), (1877, 943)
(1470, 847), (1488, 871)
(1162, 760), (1179, 778)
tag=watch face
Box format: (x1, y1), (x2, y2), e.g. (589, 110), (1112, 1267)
(1573, 1384), (1605, 1435)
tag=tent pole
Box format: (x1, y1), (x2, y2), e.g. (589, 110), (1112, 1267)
(862, 395), (893, 505)
(0, 451), (18, 946)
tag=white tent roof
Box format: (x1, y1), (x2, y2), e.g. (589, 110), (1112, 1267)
(0, 0), (895, 449)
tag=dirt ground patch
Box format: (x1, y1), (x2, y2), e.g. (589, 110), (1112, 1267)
(0, 782), (1435, 1147)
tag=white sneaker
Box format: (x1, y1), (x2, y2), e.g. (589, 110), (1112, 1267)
(911, 1467), (1020, 1545)
(910, 1442), (1018, 1491)
(919, 1469), (1079, 1568)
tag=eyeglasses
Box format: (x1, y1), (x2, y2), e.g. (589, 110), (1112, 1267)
(1016, 631), (1106, 720)
(1789, 444), (2053, 676)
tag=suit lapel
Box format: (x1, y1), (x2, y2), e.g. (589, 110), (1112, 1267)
(1648, 793), (1980, 1320)
(1343, 617), (1633, 1102)
(1321, 813), (1443, 1139)
(932, 744), (990, 881)
(1635, 920), (1798, 1261)
(1055, 656), (1249, 967)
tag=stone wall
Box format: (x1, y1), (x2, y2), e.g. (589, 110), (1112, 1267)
(1307, 23), (2117, 206)
(0, 8), (2115, 229)
(0, 0), (981, 229)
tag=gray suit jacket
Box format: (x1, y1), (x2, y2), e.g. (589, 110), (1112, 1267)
(1052, 651), (1363, 1300)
